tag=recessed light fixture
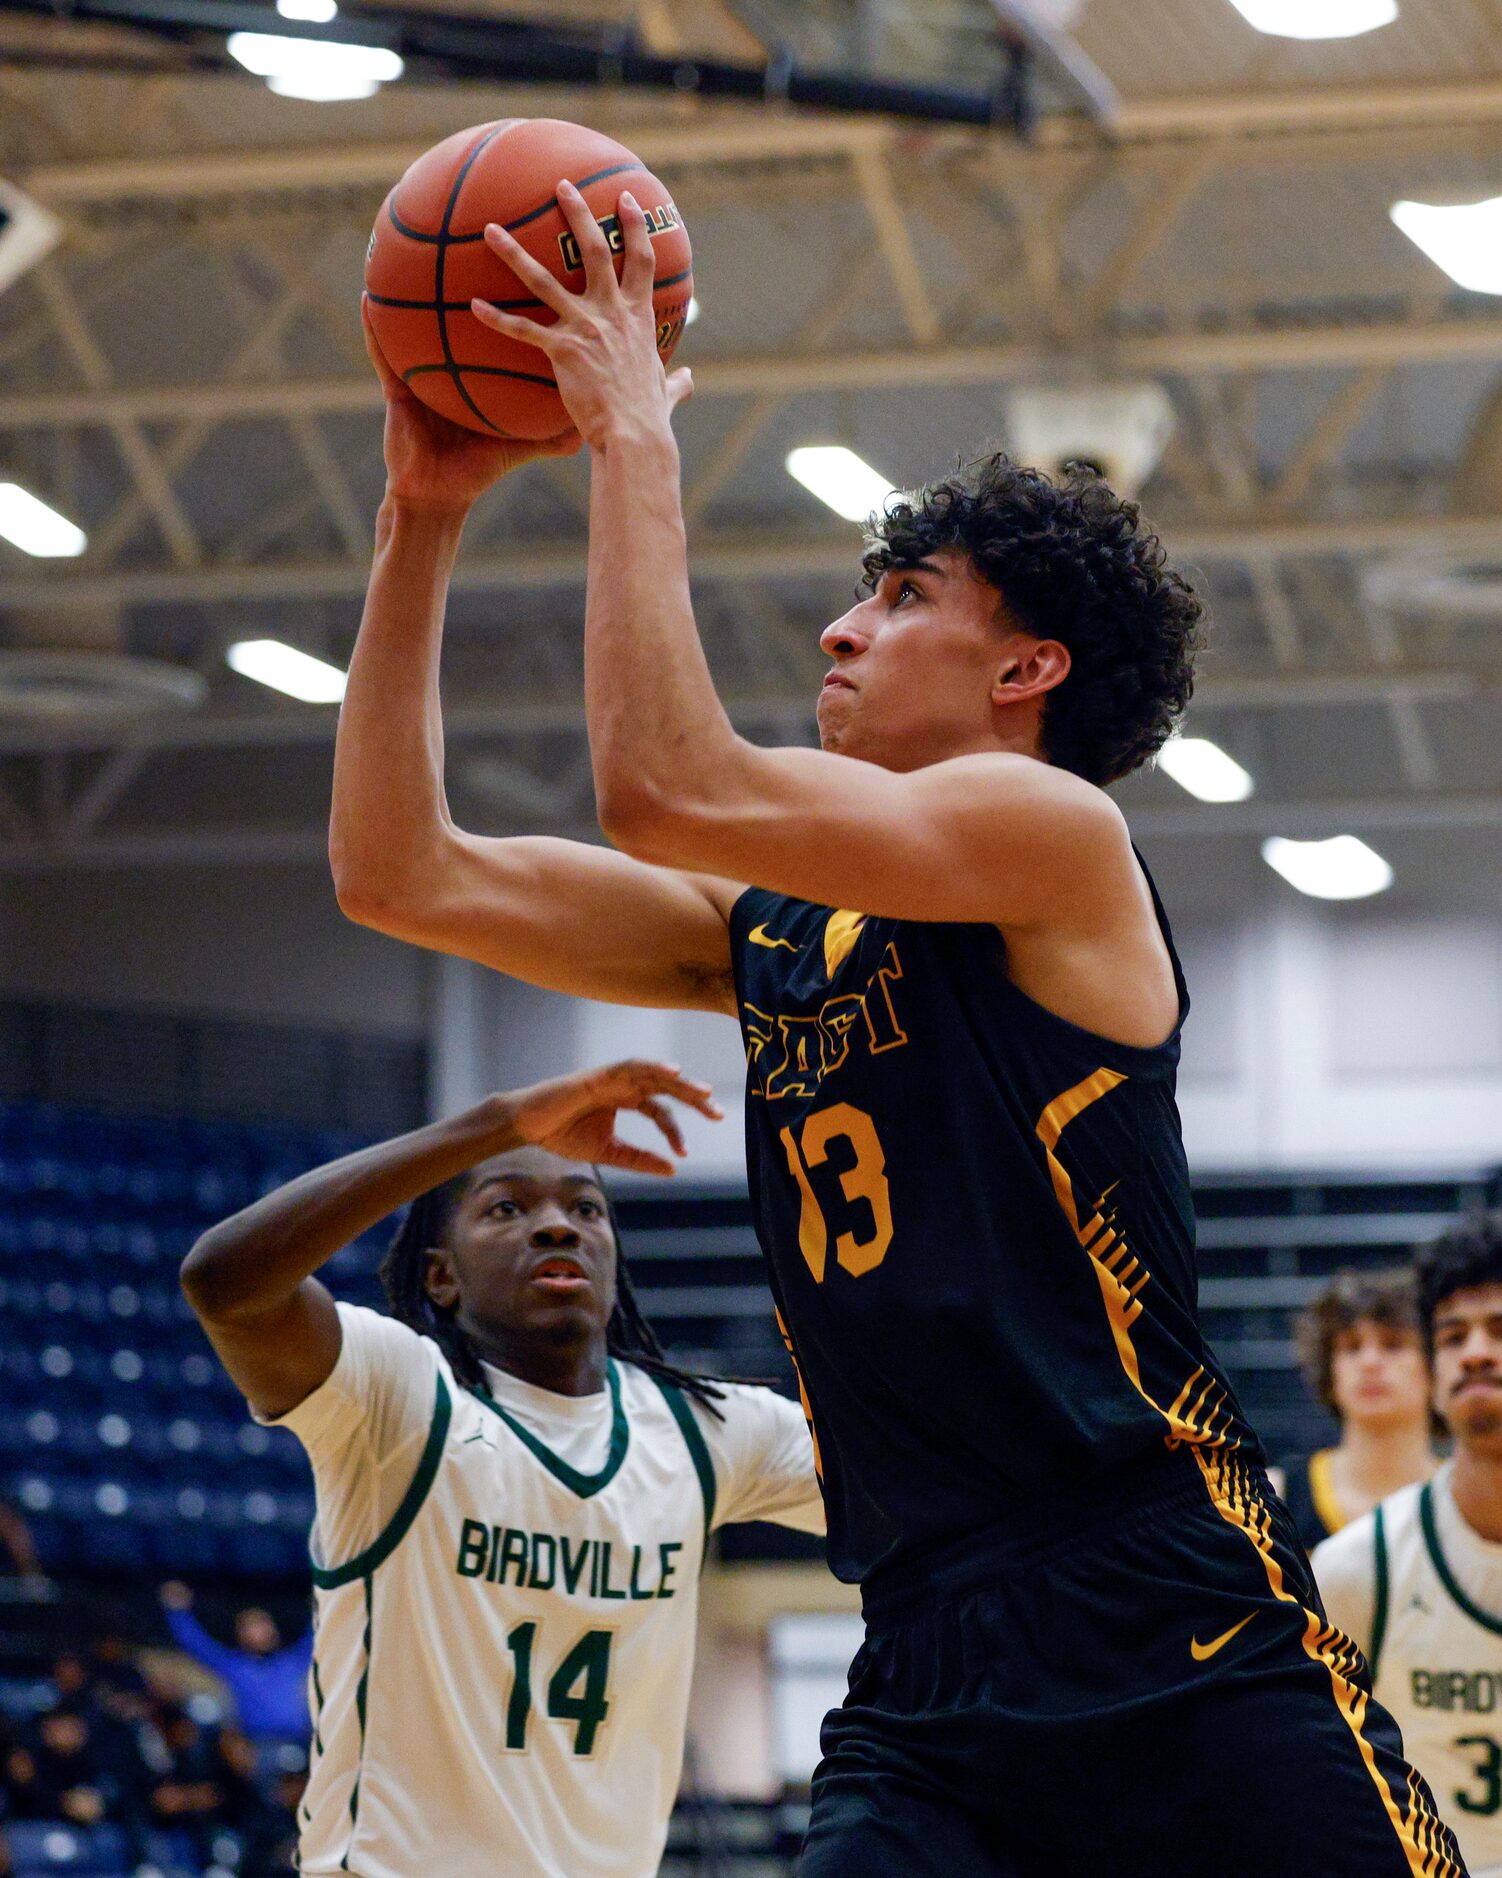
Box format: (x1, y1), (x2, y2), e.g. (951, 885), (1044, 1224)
(227, 639), (346, 704)
(786, 447), (898, 524)
(1157, 735), (1254, 804)
(0, 483), (86, 558)
(227, 30), (403, 103)
(276, 0), (339, 19)
(1390, 197), (1502, 296)
(1262, 834), (1393, 900)
(1227, 0), (1396, 37)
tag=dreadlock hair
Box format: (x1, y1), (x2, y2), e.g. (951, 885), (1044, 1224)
(378, 1168), (728, 1418)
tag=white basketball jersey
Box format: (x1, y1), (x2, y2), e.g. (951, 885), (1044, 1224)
(290, 1338), (766, 1878)
(1320, 1472), (1502, 1878)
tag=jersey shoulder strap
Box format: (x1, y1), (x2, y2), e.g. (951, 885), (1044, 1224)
(312, 1369), (453, 1590)
(1369, 1500), (1390, 1681)
(648, 1372), (717, 1547)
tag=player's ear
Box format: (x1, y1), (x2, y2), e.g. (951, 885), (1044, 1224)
(992, 636), (1070, 707)
(424, 1247), (461, 1312)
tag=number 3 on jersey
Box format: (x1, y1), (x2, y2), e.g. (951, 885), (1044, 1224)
(504, 1622), (612, 1758)
(779, 1103), (892, 1282)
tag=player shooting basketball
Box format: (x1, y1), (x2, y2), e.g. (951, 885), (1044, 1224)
(334, 182), (1466, 1874)
(179, 1058), (823, 1878)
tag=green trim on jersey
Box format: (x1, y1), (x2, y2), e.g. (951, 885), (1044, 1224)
(1369, 1502), (1389, 1682)
(474, 1358), (629, 1500)
(650, 1374), (718, 1547)
(312, 1371), (453, 1591)
(340, 1574), (373, 1872)
(1419, 1480), (1502, 1638)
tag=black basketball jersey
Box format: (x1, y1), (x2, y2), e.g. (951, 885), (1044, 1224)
(729, 868), (1262, 1584)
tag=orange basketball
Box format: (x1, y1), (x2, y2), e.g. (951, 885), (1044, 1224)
(364, 119), (692, 440)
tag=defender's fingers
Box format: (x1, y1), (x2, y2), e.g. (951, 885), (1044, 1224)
(597, 1135), (676, 1178)
(470, 301), (557, 352)
(635, 1096), (688, 1158)
(617, 191), (656, 304)
(556, 179), (618, 293)
(482, 223), (574, 315)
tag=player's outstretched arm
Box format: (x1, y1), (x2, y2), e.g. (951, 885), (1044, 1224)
(180, 1060), (720, 1421)
(477, 188), (1134, 937)
(330, 303), (739, 1014)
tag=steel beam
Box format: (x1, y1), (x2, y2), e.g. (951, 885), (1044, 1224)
(7, 311), (1502, 439)
(8, 510), (1502, 614)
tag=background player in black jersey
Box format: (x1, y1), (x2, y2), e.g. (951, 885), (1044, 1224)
(333, 187), (1466, 1876)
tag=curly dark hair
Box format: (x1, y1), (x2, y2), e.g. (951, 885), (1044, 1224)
(861, 453), (1204, 786)
(378, 1167), (727, 1417)
(1294, 1267), (1422, 1417)
(1416, 1211), (1502, 1358)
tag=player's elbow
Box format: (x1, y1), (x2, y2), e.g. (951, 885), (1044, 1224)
(329, 829), (427, 936)
(596, 778), (691, 866)
(179, 1231), (248, 1323)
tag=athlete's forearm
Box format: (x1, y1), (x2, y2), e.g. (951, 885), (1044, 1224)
(180, 1096), (525, 1323)
(330, 497), (468, 919)
(585, 427), (747, 843)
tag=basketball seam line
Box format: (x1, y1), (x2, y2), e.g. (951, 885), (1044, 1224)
(434, 124), (513, 435)
(386, 160), (646, 247)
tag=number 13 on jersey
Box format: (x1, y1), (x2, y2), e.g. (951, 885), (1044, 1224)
(779, 1103), (893, 1283)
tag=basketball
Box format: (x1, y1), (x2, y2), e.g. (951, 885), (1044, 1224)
(364, 119), (693, 440)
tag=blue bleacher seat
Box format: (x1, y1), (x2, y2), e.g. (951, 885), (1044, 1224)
(6, 1819), (129, 1877)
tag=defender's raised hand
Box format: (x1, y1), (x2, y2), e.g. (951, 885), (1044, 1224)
(472, 181), (693, 451)
(503, 1058), (723, 1178)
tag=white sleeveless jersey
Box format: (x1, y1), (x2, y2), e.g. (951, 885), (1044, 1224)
(271, 1305), (823, 1878)
(1315, 1467), (1502, 1878)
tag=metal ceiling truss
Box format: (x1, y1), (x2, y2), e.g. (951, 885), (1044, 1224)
(2, 67), (1501, 863)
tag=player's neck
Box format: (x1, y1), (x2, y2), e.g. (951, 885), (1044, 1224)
(1334, 1421), (1433, 1505)
(1450, 1447), (1502, 1544)
(471, 1327), (609, 1399)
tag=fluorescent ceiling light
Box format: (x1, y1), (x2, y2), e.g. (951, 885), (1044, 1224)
(1227, 0), (1396, 36)
(1390, 197), (1502, 296)
(1157, 735), (1254, 803)
(227, 32), (402, 103)
(277, 0), (338, 18)
(1262, 834), (1393, 900)
(786, 446), (898, 524)
(0, 483), (86, 558)
(227, 639), (346, 704)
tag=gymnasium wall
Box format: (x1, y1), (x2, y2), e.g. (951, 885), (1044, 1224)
(3, 856), (1500, 1170)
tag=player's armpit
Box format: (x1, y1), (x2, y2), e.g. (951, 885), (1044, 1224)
(340, 829), (742, 1014)
(192, 1278), (344, 1425)
(603, 745), (1132, 935)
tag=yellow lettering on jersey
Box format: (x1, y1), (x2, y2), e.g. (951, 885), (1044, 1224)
(779, 1123), (827, 1281)
(823, 910), (867, 978)
(748, 944), (909, 1100)
(801, 1103), (894, 1276)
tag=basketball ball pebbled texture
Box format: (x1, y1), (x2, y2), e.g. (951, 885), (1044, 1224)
(365, 119), (693, 440)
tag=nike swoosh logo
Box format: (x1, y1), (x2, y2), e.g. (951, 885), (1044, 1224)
(749, 924), (799, 952)
(1190, 1612), (1256, 1662)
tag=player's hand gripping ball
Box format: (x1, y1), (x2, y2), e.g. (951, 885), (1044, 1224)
(364, 119), (692, 440)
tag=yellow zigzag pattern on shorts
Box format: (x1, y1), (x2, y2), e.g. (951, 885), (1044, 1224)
(1194, 1447), (1463, 1878)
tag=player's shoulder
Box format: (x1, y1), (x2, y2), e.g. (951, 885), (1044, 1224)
(334, 1301), (447, 1382)
(1314, 1480), (1425, 1579)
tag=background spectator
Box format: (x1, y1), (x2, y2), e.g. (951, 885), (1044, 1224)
(158, 1585), (312, 1749)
